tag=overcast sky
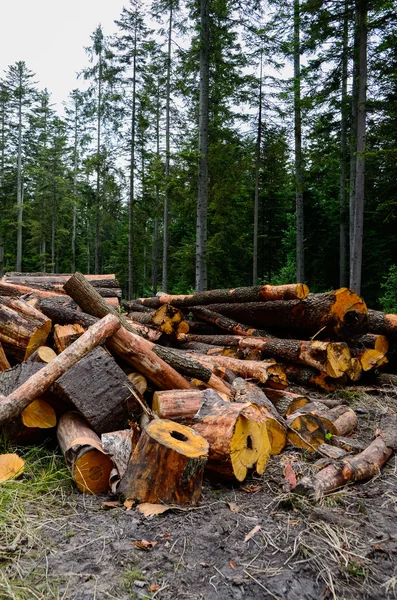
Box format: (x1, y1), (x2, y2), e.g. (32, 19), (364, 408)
(0, 0), (128, 110)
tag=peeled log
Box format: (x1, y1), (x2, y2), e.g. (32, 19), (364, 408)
(295, 414), (397, 499)
(54, 324), (85, 353)
(119, 419), (209, 505)
(0, 297), (52, 361)
(202, 288), (368, 338)
(57, 412), (113, 494)
(135, 283), (309, 308)
(0, 314), (121, 426)
(368, 309), (397, 340)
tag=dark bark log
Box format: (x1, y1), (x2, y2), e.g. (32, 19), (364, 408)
(349, 333), (388, 353)
(0, 314), (120, 426)
(189, 306), (267, 337)
(350, 347), (388, 371)
(26, 346), (57, 364)
(119, 419), (209, 504)
(295, 402), (358, 436)
(153, 388), (224, 423)
(368, 309), (397, 340)
(135, 283), (309, 308)
(53, 323), (85, 353)
(284, 364), (347, 391)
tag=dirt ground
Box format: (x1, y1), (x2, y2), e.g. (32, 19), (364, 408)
(2, 387), (397, 600)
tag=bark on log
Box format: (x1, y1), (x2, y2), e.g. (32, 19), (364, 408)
(52, 346), (140, 434)
(201, 288), (368, 338)
(350, 333), (389, 354)
(152, 346), (232, 398)
(283, 363), (346, 391)
(346, 357), (363, 381)
(5, 398), (57, 444)
(135, 283), (309, 308)
(53, 324), (85, 353)
(184, 352), (288, 389)
(350, 347), (388, 371)
(119, 419), (209, 505)
(189, 306), (267, 337)
(4, 272), (119, 285)
(286, 413), (327, 452)
(153, 388), (224, 422)
(101, 427), (140, 493)
(122, 300), (154, 313)
(37, 298), (192, 391)
(26, 346), (57, 364)
(0, 297), (52, 361)
(124, 319), (164, 342)
(368, 309), (397, 340)
(151, 304), (189, 335)
(295, 414), (397, 499)
(0, 281), (66, 298)
(0, 343), (10, 371)
(0, 314), (121, 426)
(57, 411), (113, 494)
(295, 402), (358, 436)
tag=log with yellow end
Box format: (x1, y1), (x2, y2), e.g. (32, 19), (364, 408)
(350, 348), (388, 371)
(26, 346), (57, 364)
(119, 419), (209, 505)
(151, 303), (189, 335)
(293, 402), (358, 437)
(57, 412), (113, 494)
(286, 413), (327, 452)
(368, 310), (397, 340)
(283, 363), (346, 391)
(346, 357), (363, 381)
(54, 323), (85, 353)
(0, 453), (25, 482)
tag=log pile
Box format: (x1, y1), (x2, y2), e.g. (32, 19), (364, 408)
(0, 274), (396, 504)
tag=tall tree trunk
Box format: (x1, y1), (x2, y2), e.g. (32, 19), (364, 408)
(294, 0), (304, 283)
(153, 78), (160, 295)
(16, 69), (23, 272)
(0, 86), (5, 277)
(253, 52), (263, 285)
(72, 98), (78, 273)
(349, 10), (359, 260)
(128, 29), (137, 300)
(196, 0), (210, 292)
(162, 2), (173, 293)
(95, 56), (102, 275)
(350, 0), (367, 294)
(339, 0), (349, 287)
(51, 187), (56, 271)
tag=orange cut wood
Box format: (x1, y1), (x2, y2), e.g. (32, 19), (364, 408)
(0, 453), (25, 481)
(21, 398), (56, 429)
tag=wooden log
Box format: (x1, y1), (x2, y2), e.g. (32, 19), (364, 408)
(26, 346), (57, 364)
(153, 388), (224, 422)
(0, 453), (25, 481)
(189, 306), (267, 337)
(53, 324), (85, 353)
(0, 281), (65, 298)
(4, 272), (119, 286)
(189, 397), (272, 480)
(52, 346), (140, 434)
(295, 414), (397, 499)
(346, 357), (363, 381)
(38, 299), (192, 391)
(295, 402), (358, 436)
(101, 427), (140, 492)
(0, 314), (121, 426)
(152, 346), (232, 398)
(0, 342), (10, 371)
(231, 378), (287, 455)
(122, 300), (154, 313)
(283, 363), (346, 391)
(119, 419), (209, 505)
(127, 311), (153, 325)
(178, 340), (227, 354)
(126, 372), (147, 396)
(135, 283), (309, 308)
(186, 320), (224, 335)
(185, 352), (288, 389)
(57, 412), (113, 494)
(350, 333), (389, 354)
(368, 309), (397, 340)
(350, 347), (388, 371)
(151, 304), (188, 335)
(286, 413), (327, 452)
(6, 398), (57, 444)
(332, 436), (366, 453)
(201, 288), (368, 338)
(124, 319), (164, 342)
(0, 297), (52, 361)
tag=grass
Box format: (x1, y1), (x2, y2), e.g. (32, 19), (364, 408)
(0, 440), (73, 599)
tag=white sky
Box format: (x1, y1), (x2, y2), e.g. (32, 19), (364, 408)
(0, 0), (128, 111)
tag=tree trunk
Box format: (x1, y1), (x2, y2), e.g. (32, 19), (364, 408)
(16, 69), (23, 272)
(0, 313), (120, 426)
(349, 8), (359, 261)
(95, 55), (102, 275)
(119, 418), (209, 504)
(349, 0), (368, 294)
(253, 51), (263, 285)
(128, 29), (138, 299)
(339, 0), (349, 287)
(367, 309), (397, 339)
(162, 2), (173, 293)
(294, 0), (304, 283)
(284, 363), (346, 391)
(195, 0), (210, 291)
(190, 306), (267, 337)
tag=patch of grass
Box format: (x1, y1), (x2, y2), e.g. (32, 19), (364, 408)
(0, 443), (73, 599)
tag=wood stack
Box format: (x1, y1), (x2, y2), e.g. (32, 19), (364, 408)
(0, 273), (395, 503)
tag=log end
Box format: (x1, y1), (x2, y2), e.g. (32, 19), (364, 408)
(326, 343), (351, 378)
(231, 410), (271, 480)
(74, 449), (113, 494)
(0, 453), (25, 481)
(21, 398), (57, 429)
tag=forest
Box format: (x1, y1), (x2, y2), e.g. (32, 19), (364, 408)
(0, 0), (396, 309)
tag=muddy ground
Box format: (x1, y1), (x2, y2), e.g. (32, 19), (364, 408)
(2, 388), (397, 600)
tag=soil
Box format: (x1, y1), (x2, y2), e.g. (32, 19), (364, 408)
(4, 387), (397, 600)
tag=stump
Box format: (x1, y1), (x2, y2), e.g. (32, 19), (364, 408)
(119, 419), (209, 505)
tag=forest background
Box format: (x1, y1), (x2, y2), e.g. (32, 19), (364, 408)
(0, 0), (396, 310)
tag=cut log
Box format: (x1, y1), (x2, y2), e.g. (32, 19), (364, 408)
(152, 346), (232, 398)
(295, 414), (397, 499)
(0, 281), (66, 298)
(295, 402), (358, 436)
(53, 324), (85, 353)
(0, 362), (44, 396)
(0, 313), (121, 426)
(4, 272), (119, 286)
(346, 357), (363, 381)
(270, 393), (309, 417)
(101, 426), (140, 492)
(126, 372), (147, 396)
(127, 311), (153, 325)
(184, 352), (288, 389)
(178, 334), (351, 378)
(0, 296), (52, 361)
(122, 300), (154, 313)
(124, 319), (164, 342)
(283, 364), (346, 391)
(189, 306), (267, 337)
(135, 283), (309, 308)
(317, 444), (347, 460)
(350, 333), (389, 354)
(350, 347), (388, 371)
(231, 378), (287, 454)
(201, 288), (368, 338)
(153, 388), (225, 423)
(151, 304), (188, 335)
(26, 346), (57, 364)
(52, 346), (140, 435)
(368, 309), (397, 340)
(0, 453), (25, 481)
(57, 412), (113, 494)
(119, 419), (209, 505)
(286, 413), (327, 452)
(0, 343), (10, 371)
(332, 436), (366, 454)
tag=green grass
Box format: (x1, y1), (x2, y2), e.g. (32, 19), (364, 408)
(0, 441), (73, 599)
